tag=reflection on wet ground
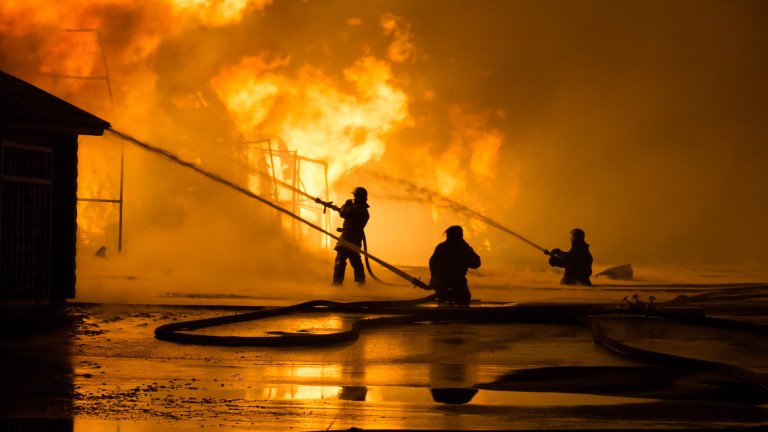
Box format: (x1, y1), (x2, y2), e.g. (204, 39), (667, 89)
(2, 283), (768, 431)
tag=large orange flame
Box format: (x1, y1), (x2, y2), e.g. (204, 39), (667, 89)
(211, 53), (411, 189)
(2, 2), (510, 252)
(170, 0), (272, 27)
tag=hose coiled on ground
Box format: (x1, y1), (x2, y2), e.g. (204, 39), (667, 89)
(155, 290), (768, 393)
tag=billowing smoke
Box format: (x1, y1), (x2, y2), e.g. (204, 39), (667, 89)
(2, 0), (767, 302)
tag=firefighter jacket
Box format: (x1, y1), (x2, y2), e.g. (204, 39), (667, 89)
(429, 238), (481, 281)
(549, 240), (593, 285)
(335, 199), (370, 250)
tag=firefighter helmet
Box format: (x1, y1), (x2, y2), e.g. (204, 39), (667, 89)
(570, 228), (585, 241)
(352, 187), (368, 200)
(445, 225), (463, 240)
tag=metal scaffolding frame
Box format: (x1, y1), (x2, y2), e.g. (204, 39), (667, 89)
(45, 28), (333, 252)
(245, 139), (332, 248)
(40, 28), (114, 107)
(45, 28), (124, 254)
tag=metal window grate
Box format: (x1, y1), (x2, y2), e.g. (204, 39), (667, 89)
(1, 142), (53, 301)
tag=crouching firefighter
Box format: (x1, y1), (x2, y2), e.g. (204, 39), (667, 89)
(429, 226), (481, 305)
(545, 228), (593, 286)
(318, 187), (370, 286)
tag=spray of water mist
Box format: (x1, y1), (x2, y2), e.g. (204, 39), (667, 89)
(106, 128), (428, 288)
(4, 0), (768, 300)
(364, 170), (546, 253)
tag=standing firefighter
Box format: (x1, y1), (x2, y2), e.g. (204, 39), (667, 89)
(429, 226), (481, 305)
(331, 187), (370, 285)
(545, 228), (593, 286)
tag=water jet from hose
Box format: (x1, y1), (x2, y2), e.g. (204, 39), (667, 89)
(105, 128), (430, 289)
(364, 170), (547, 253)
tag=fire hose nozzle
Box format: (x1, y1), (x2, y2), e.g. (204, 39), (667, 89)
(314, 197), (339, 213)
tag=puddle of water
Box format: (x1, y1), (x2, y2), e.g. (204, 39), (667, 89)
(70, 385), (657, 432)
(362, 385), (656, 406)
(182, 312), (389, 337)
(90, 380), (655, 405)
(74, 419), (236, 432)
(70, 386), (659, 432)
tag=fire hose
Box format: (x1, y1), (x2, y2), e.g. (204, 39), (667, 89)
(107, 128), (429, 290)
(153, 290), (768, 393)
(363, 170), (549, 253)
(313, 196), (407, 286)
(106, 129), (768, 399)
(111, 127), (548, 281)
(363, 233), (406, 286)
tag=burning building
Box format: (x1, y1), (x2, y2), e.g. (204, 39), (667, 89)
(2, 0), (764, 292)
(0, 69), (110, 303)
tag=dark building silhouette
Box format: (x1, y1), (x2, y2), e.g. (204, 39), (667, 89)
(0, 70), (110, 303)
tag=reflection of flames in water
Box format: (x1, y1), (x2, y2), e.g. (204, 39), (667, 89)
(2, 0), (507, 250)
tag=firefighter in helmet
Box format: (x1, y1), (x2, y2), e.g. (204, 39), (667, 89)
(332, 187), (370, 285)
(545, 228), (593, 285)
(429, 225), (481, 305)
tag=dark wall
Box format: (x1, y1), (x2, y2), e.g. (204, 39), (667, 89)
(0, 132), (77, 301)
(51, 134), (78, 299)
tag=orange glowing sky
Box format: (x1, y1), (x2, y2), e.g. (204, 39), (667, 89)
(2, 0), (768, 273)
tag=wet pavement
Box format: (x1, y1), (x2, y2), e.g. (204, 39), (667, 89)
(3, 281), (768, 431)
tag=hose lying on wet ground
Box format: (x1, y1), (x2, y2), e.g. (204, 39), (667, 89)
(585, 318), (768, 391)
(107, 128), (768, 401)
(155, 287), (768, 393)
(154, 296), (613, 347)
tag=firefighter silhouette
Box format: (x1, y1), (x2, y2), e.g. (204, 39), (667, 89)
(545, 228), (593, 285)
(429, 226), (481, 305)
(332, 187), (370, 285)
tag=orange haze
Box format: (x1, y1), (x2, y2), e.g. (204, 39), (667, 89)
(2, 0), (768, 301)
